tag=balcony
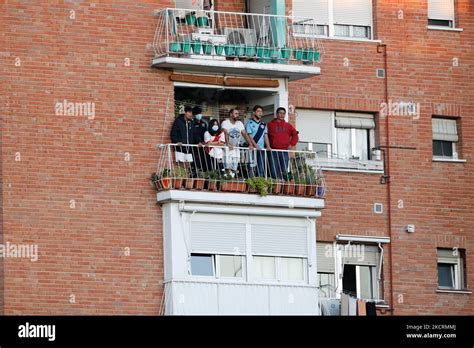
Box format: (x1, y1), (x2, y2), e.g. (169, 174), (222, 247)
(152, 144), (326, 199)
(152, 8), (324, 81)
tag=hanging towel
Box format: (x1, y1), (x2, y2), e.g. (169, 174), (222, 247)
(357, 299), (366, 316)
(366, 301), (377, 316)
(341, 293), (350, 316)
(348, 296), (357, 316)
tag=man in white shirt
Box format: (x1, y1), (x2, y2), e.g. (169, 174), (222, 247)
(220, 108), (254, 177)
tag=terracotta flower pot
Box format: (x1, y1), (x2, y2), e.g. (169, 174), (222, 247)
(272, 182), (283, 195)
(207, 180), (219, 191)
(194, 178), (205, 190)
(173, 178), (184, 189)
(159, 178), (172, 190)
(294, 184), (306, 196)
(305, 184), (317, 197)
(282, 182), (295, 195)
(221, 181), (247, 192)
(185, 178), (194, 190)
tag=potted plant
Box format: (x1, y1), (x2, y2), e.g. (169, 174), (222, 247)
(203, 171), (220, 191)
(172, 166), (187, 189)
(272, 179), (283, 195)
(193, 171), (206, 190)
(303, 164), (317, 197)
(246, 177), (273, 197)
(282, 172), (295, 195)
(293, 179), (306, 196)
(151, 169), (173, 191)
(220, 175), (247, 192)
(316, 176), (326, 198)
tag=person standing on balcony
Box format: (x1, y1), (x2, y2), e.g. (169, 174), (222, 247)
(245, 105), (271, 177)
(204, 119), (225, 172)
(191, 106), (209, 174)
(170, 105), (194, 163)
(267, 107), (299, 179)
(221, 108), (254, 178)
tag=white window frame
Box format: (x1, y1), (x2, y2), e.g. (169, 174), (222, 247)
(190, 253), (216, 279)
(334, 127), (375, 160)
(293, 0), (374, 41)
(437, 254), (463, 290)
(354, 265), (377, 300)
(432, 140), (458, 160)
(190, 253), (246, 280)
(252, 255), (308, 285)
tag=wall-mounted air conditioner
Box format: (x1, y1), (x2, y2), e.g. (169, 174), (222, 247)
(220, 28), (257, 46)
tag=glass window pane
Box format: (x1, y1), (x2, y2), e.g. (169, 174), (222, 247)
(438, 263), (455, 288)
(191, 254), (214, 276)
(318, 273), (336, 298)
(359, 266), (374, 299)
(281, 257), (305, 281)
(334, 24), (350, 37)
(296, 142), (310, 151)
(336, 128), (351, 159)
(442, 141), (453, 157)
(353, 26), (369, 38)
(433, 140), (443, 156)
(355, 129), (369, 160)
(253, 256), (276, 280)
(313, 143), (329, 158)
(220, 255), (243, 278)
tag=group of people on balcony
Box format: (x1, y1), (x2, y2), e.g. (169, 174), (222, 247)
(170, 104), (299, 179)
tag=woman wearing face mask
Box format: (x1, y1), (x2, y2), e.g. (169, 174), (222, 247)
(204, 119), (225, 171)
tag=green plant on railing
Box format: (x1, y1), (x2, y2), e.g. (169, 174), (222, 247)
(246, 177), (273, 196)
(151, 173), (160, 184)
(202, 170), (220, 180)
(173, 166), (188, 178)
(282, 171), (294, 182)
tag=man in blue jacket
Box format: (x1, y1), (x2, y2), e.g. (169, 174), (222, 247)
(170, 106), (194, 163)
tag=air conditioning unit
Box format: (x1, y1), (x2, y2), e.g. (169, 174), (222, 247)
(220, 28), (257, 46)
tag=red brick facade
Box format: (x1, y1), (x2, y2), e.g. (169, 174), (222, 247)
(1, 0), (473, 315)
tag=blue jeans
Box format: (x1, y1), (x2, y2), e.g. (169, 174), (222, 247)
(248, 149), (266, 177)
(269, 151), (289, 179)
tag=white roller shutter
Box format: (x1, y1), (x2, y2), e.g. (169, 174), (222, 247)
(175, 0), (203, 10)
(296, 109), (333, 144)
(292, 0), (329, 25)
(432, 118), (458, 142)
(335, 112), (375, 129)
(316, 242), (335, 273)
(428, 0), (455, 21)
(333, 0), (372, 26)
(191, 221), (246, 254)
(251, 224), (308, 257)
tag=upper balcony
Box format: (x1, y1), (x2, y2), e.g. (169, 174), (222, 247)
(152, 144), (326, 201)
(152, 8), (324, 81)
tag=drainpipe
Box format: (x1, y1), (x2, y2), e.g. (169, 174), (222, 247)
(377, 43), (394, 313)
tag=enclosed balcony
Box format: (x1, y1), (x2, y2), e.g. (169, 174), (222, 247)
(152, 8), (324, 80)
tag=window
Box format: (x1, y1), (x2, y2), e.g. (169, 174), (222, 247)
(253, 256), (307, 282)
(428, 0), (455, 28)
(432, 117), (459, 159)
(292, 0), (372, 40)
(190, 253), (245, 278)
(335, 112), (375, 160)
(316, 242), (337, 298)
(342, 264), (375, 299)
(437, 248), (466, 290)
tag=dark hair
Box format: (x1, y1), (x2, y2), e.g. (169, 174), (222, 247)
(276, 107), (286, 114)
(253, 105), (263, 112)
(192, 106), (202, 115)
(184, 106), (193, 113)
(208, 119), (221, 136)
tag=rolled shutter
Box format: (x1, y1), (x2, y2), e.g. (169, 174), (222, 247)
(333, 0), (372, 26)
(252, 224), (308, 257)
(437, 248), (458, 262)
(317, 242), (335, 273)
(191, 221), (246, 254)
(335, 112), (375, 129)
(292, 0), (329, 25)
(428, 0), (455, 21)
(341, 245), (378, 266)
(296, 109), (333, 144)
(432, 118), (458, 142)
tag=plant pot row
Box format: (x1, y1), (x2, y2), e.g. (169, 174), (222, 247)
(154, 178), (323, 197)
(169, 42), (320, 62)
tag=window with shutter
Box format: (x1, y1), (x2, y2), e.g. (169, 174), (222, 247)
(428, 0), (455, 27)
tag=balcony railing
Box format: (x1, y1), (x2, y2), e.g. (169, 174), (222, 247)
(153, 144), (326, 198)
(153, 8), (324, 65)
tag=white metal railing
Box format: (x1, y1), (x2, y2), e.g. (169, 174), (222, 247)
(153, 8), (324, 65)
(153, 144), (326, 198)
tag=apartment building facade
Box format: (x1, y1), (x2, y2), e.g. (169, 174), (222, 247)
(1, 0), (473, 315)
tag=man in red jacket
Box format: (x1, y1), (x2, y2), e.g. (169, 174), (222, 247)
(267, 107), (299, 179)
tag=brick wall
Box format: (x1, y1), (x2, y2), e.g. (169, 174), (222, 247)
(1, 0), (473, 315)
